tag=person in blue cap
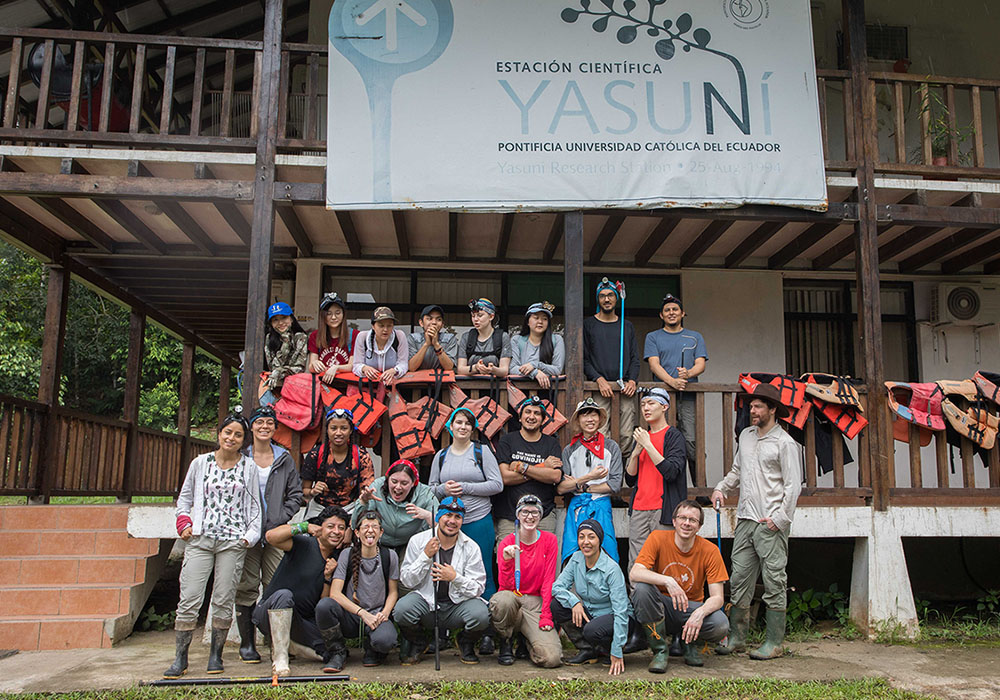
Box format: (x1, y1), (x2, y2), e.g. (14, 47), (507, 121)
(262, 301), (308, 405)
(511, 301), (564, 389)
(457, 298), (511, 377)
(394, 496), (490, 665)
(584, 278), (640, 458)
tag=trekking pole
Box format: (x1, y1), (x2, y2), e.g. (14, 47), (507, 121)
(715, 500), (722, 551)
(616, 280), (627, 390)
(432, 505), (441, 672)
(514, 517), (522, 596)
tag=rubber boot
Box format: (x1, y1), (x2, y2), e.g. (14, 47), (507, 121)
(668, 634), (684, 657)
(749, 608), (786, 660)
(362, 636), (384, 667)
(162, 629), (193, 679)
(715, 605), (749, 655)
(268, 608), (293, 676)
(400, 630), (427, 666)
(236, 605), (261, 663)
(621, 624), (648, 654)
(563, 624), (599, 665)
(682, 639), (704, 667)
(457, 631), (481, 664)
(497, 635), (515, 665)
(514, 631), (530, 660)
(642, 618), (669, 674)
(478, 624), (495, 656)
(206, 626), (227, 674)
(320, 623), (347, 673)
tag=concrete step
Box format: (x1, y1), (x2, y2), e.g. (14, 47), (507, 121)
(0, 555), (148, 586)
(0, 529), (159, 557)
(0, 584), (134, 617)
(0, 615), (113, 651)
(0, 505), (129, 531)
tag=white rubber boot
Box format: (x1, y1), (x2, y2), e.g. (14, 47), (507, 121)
(268, 608), (293, 677)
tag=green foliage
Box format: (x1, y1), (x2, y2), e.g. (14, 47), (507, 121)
(137, 606), (175, 632)
(974, 589), (1000, 618)
(0, 240), (45, 399)
(787, 583), (849, 630)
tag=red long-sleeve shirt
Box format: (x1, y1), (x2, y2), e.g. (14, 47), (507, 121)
(496, 530), (558, 629)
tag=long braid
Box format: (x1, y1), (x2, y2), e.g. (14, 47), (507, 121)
(348, 544), (362, 604)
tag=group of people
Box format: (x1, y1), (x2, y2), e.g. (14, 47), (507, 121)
(162, 281), (802, 679)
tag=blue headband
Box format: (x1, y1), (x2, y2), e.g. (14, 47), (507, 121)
(444, 407), (478, 436)
(469, 298), (496, 315)
(437, 496), (466, 521)
(642, 387), (671, 407)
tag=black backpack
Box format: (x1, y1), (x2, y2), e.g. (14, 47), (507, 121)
(464, 328), (504, 365)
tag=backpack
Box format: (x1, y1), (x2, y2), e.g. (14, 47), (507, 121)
(435, 442), (486, 478)
(464, 328), (504, 366)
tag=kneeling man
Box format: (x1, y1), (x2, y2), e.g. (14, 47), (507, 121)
(630, 499), (729, 673)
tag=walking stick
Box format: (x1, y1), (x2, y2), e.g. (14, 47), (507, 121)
(514, 517), (522, 596)
(615, 280), (627, 390)
(432, 505), (441, 672)
(715, 501), (722, 551)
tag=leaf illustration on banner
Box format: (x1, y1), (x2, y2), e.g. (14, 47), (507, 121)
(559, 0), (749, 133)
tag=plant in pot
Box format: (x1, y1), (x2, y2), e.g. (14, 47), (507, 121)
(910, 83), (975, 167)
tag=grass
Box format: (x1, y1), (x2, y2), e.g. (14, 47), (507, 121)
(0, 678), (937, 700)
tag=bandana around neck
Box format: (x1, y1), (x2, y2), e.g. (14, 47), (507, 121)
(572, 432), (605, 459)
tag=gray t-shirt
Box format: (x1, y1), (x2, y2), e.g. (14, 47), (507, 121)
(429, 443), (503, 523)
(333, 546), (400, 613)
(457, 329), (511, 367)
(643, 328), (708, 381)
(407, 330), (459, 370)
(511, 334), (565, 377)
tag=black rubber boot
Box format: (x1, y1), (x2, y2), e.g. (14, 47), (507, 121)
(236, 605), (261, 663)
(621, 624), (648, 654)
(320, 624), (348, 673)
(497, 636), (515, 665)
(400, 630), (427, 666)
(478, 625), (495, 656)
(682, 639), (705, 667)
(514, 632), (530, 660)
(668, 634), (684, 657)
(206, 627), (226, 674)
(163, 629), (193, 679)
(563, 624), (599, 665)
(457, 631), (481, 664)
(362, 637), (385, 667)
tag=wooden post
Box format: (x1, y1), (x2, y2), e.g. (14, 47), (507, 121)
(35, 262), (70, 503)
(844, 0), (890, 511)
(120, 308), (146, 502)
(177, 342), (195, 492)
(218, 362), (232, 426)
(243, 0), (285, 410)
(564, 211), (585, 413)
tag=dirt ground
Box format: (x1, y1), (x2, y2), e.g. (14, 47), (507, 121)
(0, 632), (997, 700)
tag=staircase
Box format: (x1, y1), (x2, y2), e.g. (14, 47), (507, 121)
(0, 505), (169, 651)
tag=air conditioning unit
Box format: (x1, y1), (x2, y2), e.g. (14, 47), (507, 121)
(931, 284), (1000, 325)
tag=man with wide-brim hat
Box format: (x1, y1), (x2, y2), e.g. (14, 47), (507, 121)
(711, 382), (800, 661)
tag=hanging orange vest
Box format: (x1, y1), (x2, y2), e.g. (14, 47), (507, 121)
(448, 383), (512, 439)
(974, 371), (1000, 405)
(387, 390), (436, 460)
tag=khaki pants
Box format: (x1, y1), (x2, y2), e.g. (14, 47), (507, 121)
(592, 392), (637, 460)
(235, 541), (286, 607)
(488, 591), (562, 668)
(495, 511), (557, 545)
(628, 509), (669, 572)
(175, 536), (247, 630)
(730, 518), (790, 610)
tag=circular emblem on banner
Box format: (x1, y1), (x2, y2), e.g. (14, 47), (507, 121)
(723, 0), (769, 29)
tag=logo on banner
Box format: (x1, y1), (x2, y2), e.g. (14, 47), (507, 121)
(723, 0), (770, 29)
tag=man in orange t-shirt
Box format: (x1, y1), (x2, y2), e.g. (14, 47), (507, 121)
(629, 500), (729, 673)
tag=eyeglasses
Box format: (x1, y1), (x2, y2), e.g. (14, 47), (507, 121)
(674, 515), (701, 525)
(518, 510), (541, 520)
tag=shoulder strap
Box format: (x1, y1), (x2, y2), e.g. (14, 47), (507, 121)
(474, 442), (484, 478)
(464, 329), (479, 360)
(493, 328), (504, 357)
(379, 546), (391, 594)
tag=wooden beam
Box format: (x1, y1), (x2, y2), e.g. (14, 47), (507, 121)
(0, 169), (253, 202)
(195, 163), (251, 245)
(334, 210), (362, 257)
(496, 213), (514, 259)
(275, 205), (312, 257)
(877, 226), (942, 261)
(680, 220), (733, 267)
(242, 0), (284, 411)
(564, 211), (585, 413)
(941, 234), (1000, 273)
(588, 214), (625, 265)
(68, 160), (168, 254)
(845, 0), (890, 512)
(0, 196), (65, 260)
(724, 220), (784, 268)
(391, 211), (409, 259)
(542, 213), (564, 263)
(131, 161), (218, 255)
(448, 211), (458, 261)
(634, 217), (680, 266)
(120, 307), (146, 502)
(898, 227), (998, 272)
(768, 222), (839, 268)
(37, 261), (69, 405)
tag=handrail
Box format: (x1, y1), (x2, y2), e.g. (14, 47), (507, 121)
(0, 27), (263, 51)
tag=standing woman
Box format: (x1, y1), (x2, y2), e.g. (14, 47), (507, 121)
(457, 298), (511, 377)
(352, 306), (408, 388)
(301, 408), (375, 517)
(164, 414), (262, 679)
(234, 405), (304, 664)
(263, 302), (308, 405)
(429, 407), (503, 651)
(353, 459), (436, 558)
(327, 511), (401, 670)
(511, 302), (565, 389)
(308, 293), (358, 385)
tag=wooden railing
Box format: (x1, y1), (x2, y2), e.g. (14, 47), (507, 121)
(0, 28), (262, 149)
(0, 393), (214, 500)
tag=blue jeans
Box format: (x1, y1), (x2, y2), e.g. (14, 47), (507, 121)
(461, 514), (497, 600)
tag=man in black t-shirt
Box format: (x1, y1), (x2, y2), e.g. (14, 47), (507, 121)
(493, 397), (563, 543)
(253, 506), (350, 676)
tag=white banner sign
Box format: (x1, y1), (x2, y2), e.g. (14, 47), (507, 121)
(327, 0), (827, 211)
